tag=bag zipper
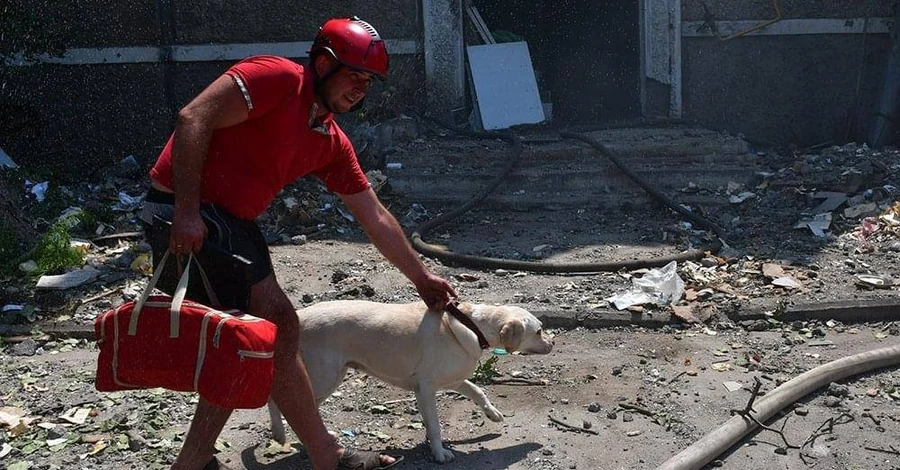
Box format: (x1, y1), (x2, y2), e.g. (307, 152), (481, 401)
(237, 350), (275, 360)
(212, 315), (267, 348)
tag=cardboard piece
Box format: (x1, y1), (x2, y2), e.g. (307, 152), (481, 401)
(467, 42), (545, 130)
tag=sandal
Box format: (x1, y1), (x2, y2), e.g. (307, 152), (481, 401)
(338, 448), (404, 470)
(202, 457), (234, 470)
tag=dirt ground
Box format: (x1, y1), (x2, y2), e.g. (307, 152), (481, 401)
(2, 316), (899, 470)
(2, 129), (900, 470)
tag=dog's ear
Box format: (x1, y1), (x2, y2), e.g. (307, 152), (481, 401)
(500, 319), (525, 352)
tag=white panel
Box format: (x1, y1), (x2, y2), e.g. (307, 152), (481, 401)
(467, 42), (544, 131)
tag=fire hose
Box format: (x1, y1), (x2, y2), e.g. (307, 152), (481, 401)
(656, 342), (900, 469)
(410, 119), (726, 272)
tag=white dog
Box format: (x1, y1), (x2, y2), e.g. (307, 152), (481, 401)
(268, 300), (554, 463)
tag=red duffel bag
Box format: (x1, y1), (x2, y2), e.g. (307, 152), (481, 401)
(94, 251), (277, 409)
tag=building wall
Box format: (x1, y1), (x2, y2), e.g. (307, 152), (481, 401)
(680, 0), (893, 146)
(0, 1), (423, 177)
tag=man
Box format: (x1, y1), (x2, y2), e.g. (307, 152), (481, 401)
(140, 17), (456, 470)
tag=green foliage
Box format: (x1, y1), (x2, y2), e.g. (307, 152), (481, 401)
(32, 222), (84, 275)
(472, 355), (501, 385)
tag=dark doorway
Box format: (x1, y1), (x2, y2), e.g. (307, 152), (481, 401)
(473, 0), (641, 123)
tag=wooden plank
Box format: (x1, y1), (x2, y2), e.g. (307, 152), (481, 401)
(4, 40), (420, 66)
(466, 6), (496, 44)
(683, 17), (891, 37)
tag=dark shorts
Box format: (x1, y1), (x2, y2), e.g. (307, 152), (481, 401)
(140, 188), (273, 311)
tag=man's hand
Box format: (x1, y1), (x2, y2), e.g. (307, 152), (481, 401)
(170, 209), (207, 254)
(414, 272), (457, 310)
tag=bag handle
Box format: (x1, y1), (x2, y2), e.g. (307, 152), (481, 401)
(128, 250), (221, 336)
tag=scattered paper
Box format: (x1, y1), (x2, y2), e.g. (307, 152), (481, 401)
(36, 267), (100, 290)
(28, 180), (49, 202)
(60, 407), (91, 425)
(606, 261), (685, 310)
(723, 381), (743, 392)
(772, 276), (802, 289)
(729, 192), (755, 204)
(794, 213), (832, 237)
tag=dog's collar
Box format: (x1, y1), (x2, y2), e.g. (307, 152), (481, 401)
(446, 303), (490, 350)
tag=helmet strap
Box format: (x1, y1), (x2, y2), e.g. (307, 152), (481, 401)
(313, 56), (343, 113)
(313, 60), (368, 114)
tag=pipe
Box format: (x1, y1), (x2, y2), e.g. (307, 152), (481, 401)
(655, 342), (900, 470)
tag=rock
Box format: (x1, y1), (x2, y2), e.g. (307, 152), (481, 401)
(587, 402), (601, 413)
(47, 425), (67, 440)
(359, 284), (376, 297)
(612, 365), (624, 376)
(827, 382), (849, 397)
(10, 338), (39, 356)
(582, 420), (592, 429)
(112, 251), (137, 268)
(794, 406), (809, 416)
(823, 396), (842, 407)
(745, 320), (768, 331)
(19, 260), (38, 273)
(622, 412), (634, 422)
(774, 447), (788, 455)
(126, 430), (145, 451)
(331, 270), (349, 284)
(291, 235), (307, 245)
(606, 411), (617, 420)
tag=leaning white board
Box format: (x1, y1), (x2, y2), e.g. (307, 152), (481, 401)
(467, 42), (545, 130)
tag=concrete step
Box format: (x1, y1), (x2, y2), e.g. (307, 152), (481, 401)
(385, 126), (759, 211)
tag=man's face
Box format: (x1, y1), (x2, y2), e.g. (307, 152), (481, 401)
(317, 58), (374, 114)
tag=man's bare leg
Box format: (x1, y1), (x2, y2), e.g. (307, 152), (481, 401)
(170, 398), (232, 470)
(249, 274), (395, 470)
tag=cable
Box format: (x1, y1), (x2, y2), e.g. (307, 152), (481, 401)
(410, 119), (726, 273)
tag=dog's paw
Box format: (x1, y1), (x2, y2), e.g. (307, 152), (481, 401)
(431, 446), (455, 463)
(484, 405), (504, 422)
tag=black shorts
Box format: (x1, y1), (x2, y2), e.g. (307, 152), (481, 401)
(140, 188), (273, 311)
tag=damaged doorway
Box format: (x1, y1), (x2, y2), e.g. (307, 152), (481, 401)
(473, 0), (641, 123)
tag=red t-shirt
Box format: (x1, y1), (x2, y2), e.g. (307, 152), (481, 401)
(150, 55), (370, 220)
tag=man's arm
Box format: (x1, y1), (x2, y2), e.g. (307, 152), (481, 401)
(339, 188), (456, 308)
(169, 74), (249, 254)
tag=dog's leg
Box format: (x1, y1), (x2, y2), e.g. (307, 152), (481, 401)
(454, 380), (503, 422)
(267, 398), (287, 444)
(415, 382), (455, 463)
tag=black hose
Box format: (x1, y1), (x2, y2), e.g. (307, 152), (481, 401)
(410, 120), (726, 273)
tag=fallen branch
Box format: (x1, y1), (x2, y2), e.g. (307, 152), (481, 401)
(619, 402), (655, 418)
(730, 377), (798, 449)
(548, 414), (599, 435)
(668, 371), (688, 385)
(800, 412), (855, 452)
(91, 231), (144, 243)
(864, 445), (900, 455)
(79, 287), (123, 305)
(382, 397), (417, 406)
(491, 377), (548, 386)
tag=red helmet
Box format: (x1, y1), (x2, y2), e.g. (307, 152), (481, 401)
(310, 17), (389, 80)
